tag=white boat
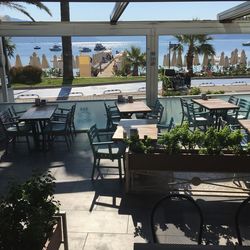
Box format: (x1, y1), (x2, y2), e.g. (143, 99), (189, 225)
(94, 43), (106, 51)
(34, 45), (41, 50)
(242, 41), (250, 46)
(49, 44), (62, 52)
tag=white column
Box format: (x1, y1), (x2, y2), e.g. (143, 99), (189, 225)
(0, 37), (8, 102)
(146, 28), (158, 107)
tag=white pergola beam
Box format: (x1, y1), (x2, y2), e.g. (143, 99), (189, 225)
(1, 21), (250, 37)
(218, 1), (250, 22)
(110, 2), (129, 25)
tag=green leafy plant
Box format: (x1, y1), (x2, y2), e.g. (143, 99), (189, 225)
(9, 66), (42, 84)
(0, 172), (60, 250)
(125, 134), (153, 154)
(189, 87), (201, 95)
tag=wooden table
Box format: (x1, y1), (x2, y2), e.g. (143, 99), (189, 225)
(192, 98), (239, 128)
(112, 119), (158, 140)
(20, 105), (58, 149)
(117, 101), (151, 118)
(134, 243), (237, 250)
(238, 120), (250, 134)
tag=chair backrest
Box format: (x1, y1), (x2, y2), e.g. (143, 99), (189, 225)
(150, 193), (204, 244)
(228, 95), (239, 105)
(235, 197), (250, 246)
(87, 124), (100, 154)
(70, 103), (76, 125)
(237, 99), (250, 119)
(180, 98), (189, 115)
(0, 110), (14, 130)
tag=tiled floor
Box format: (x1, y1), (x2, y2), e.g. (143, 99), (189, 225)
(0, 133), (249, 250)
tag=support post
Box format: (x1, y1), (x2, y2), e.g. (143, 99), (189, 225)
(0, 37), (8, 102)
(146, 29), (158, 107)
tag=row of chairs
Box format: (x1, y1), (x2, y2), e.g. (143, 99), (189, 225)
(180, 96), (250, 131)
(104, 99), (165, 132)
(0, 104), (76, 152)
(151, 193), (250, 246)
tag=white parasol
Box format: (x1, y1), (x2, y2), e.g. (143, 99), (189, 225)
(15, 54), (23, 67)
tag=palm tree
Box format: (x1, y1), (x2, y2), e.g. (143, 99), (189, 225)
(0, 1), (51, 21)
(60, 1), (73, 85)
(174, 34), (215, 75)
(124, 46), (146, 76)
(0, 1), (51, 82)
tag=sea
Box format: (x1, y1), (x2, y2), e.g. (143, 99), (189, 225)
(10, 34), (250, 71)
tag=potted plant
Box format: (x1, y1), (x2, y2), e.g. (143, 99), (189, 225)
(125, 124), (250, 191)
(0, 172), (63, 250)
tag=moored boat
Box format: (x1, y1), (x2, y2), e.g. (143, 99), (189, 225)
(49, 44), (62, 52)
(79, 47), (91, 53)
(34, 45), (41, 50)
(94, 43), (106, 51)
(242, 41), (250, 46)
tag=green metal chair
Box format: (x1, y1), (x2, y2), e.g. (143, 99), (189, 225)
(52, 103), (77, 139)
(186, 103), (211, 131)
(87, 124), (126, 180)
(157, 117), (175, 133)
(104, 102), (120, 131)
(0, 110), (31, 151)
(227, 98), (250, 125)
(44, 111), (72, 151)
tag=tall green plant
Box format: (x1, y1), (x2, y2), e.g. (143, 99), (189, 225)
(0, 172), (60, 250)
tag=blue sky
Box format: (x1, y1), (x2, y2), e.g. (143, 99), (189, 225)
(0, 2), (245, 21)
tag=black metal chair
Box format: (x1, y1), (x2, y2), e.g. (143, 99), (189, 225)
(87, 124), (126, 180)
(235, 197), (250, 246)
(150, 193), (204, 244)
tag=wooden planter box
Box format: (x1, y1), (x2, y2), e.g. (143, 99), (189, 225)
(125, 150), (250, 192)
(43, 212), (68, 250)
(43, 216), (62, 250)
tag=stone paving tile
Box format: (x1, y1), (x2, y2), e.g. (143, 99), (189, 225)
(59, 232), (87, 250)
(83, 233), (146, 250)
(67, 210), (129, 234)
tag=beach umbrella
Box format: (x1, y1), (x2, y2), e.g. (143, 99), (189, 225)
(31, 52), (41, 68)
(75, 55), (79, 68)
(58, 57), (63, 70)
(224, 56), (230, 68)
(202, 54), (208, 67)
(52, 55), (59, 68)
(193, 53), (200, 65)
(41, 54), (50, 69)
(177, 48), (183, 67)
(171, 50), (177, 67)
(15, 54), (22, 67)
(210, 55), (215, 66)
(240, 49), (247, 66)
(219, 52), (225, 66)
(234, 49), (239, 65)
(163, 54), (170, 67)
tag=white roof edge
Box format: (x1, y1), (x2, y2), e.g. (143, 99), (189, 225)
(217, 1), (250, 21)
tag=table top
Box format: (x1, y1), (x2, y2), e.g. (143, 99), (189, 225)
(134, 243), (238, 250)
(117, 101), (151, 113)
(20, 105), (58, 121)
(192, 99), (239, 111)
(112, 119), (158, 140)
(238, 119), (250, 133)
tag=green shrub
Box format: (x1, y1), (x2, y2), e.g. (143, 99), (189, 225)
(189, 87), (201, 95)
(0, 172), (60, 250)
(9, 66), (42, 84)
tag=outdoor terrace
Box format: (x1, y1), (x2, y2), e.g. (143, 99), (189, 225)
(0, 131), (250, 249)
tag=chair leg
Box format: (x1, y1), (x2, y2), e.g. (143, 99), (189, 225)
(64, 135), (70, 151)
(26, 135), (30, 151)
(118, 158), (122, 180)
(91, 157), (97, 180)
